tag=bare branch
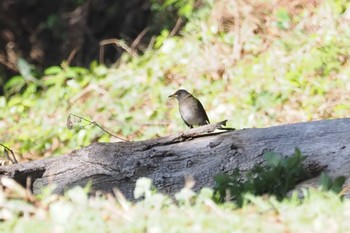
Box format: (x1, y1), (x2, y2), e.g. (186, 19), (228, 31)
(67, 113), (129, 142)
(0, 144), (18, 164)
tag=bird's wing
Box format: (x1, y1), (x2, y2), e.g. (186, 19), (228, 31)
(194, 98), (210, 124)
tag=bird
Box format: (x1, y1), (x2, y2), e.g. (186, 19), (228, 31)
(169, 89), (210, 128)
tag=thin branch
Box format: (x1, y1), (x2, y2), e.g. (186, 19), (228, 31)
(131, 27), (150, 50)
(0, 144), (18, 164)
(66, 47), (80, 66)
(99, 44), (105, 64)
(146, 36), (156, 52)
(99, 39), (138, 60)
(169, 18), (183, 37)
(0, 57), (18, 72)
(67, 113), (129, 142)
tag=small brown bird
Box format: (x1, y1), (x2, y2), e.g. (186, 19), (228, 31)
(169, 89), (210, 128)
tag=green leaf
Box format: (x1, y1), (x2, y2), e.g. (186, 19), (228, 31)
(263, 151), (281, 167)
(285, 148), (304, 170)
(0, 96), (7, 108)
(214, 148), (308, 206)
(44, 66), (63, 75)
(319, 172), (332, 190)
(4, 75), (25, 93)
(331, 176), (346, 193)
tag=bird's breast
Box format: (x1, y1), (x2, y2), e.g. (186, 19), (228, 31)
(179, 100), (208, 125)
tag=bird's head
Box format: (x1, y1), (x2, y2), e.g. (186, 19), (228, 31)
(168, 89), (191, 101)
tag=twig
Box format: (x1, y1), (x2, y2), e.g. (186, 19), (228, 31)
(0, 144), (18, 164)
(67, 113), (129, 142)
(0, 57), (18, 72)
(99, 39), (138, 64)
(99, 42), (105, 64)
(131, 27), (150, 50)
(339, 184), (350, 197)
(66, 47), (80, 65)
(169, 18), (183, 37)
(146, 36), (156, 52)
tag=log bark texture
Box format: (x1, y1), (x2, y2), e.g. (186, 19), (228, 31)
(1, 118), (350, 199)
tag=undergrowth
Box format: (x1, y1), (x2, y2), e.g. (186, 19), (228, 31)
(1, 0), (350, 162)
(213, 149), (345, 206)
(0, 176), (347, 233)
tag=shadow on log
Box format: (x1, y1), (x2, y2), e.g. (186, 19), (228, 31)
(0, 118), (349, 199)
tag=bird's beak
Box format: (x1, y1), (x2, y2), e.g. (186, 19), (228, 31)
(168, 94), (176, 98)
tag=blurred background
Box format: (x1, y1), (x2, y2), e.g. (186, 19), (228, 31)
(1, 0), (350, 161)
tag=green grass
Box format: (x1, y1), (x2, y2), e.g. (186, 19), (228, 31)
(0, 177), (348, 233)
(1, 1), (350, 231)
(0, 0), (350, 160)
(1, 0), (350, 160)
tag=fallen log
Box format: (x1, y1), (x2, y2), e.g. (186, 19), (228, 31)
(0, 118), (349, 199)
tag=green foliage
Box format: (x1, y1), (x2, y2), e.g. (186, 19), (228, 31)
(4, 76), (26, 96)
(1, 0), (350, 230)
(213, 148), (308, 206)
(0, 177), (348, 232)
(1, 64), (108, 159)
(274, 8), (291, 30)
(150, 0), (210, 35)
(319, 172), (346, 194)
(2, 0), (350, 161)
(151, 0), (195, 20)
(163, 0), (195, 19)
